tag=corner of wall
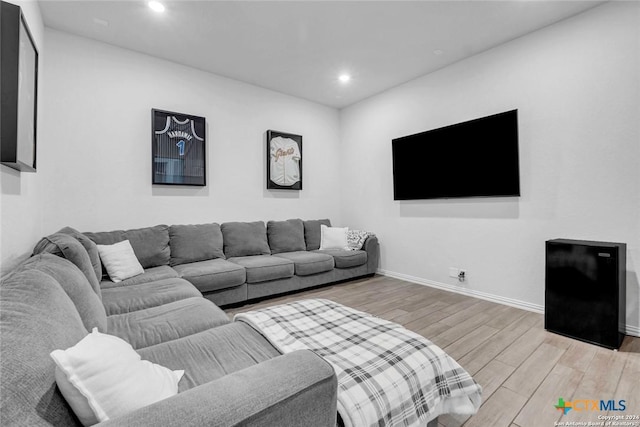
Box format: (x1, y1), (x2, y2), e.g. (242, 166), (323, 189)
(1, 0), (46, 275)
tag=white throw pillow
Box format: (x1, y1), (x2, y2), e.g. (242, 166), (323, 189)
(96, 240), (144, 282)
(319, 225), (349, 250)
(50, 328), (184, 426)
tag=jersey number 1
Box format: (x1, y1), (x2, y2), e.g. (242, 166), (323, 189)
(176, 140), (185, 156)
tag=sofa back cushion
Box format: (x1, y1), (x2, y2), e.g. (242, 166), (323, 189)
(0, 268), (87, 427)
(58, 227), (102, 285)
(221, 221), (271, 258)
(267, 219), (306, 254)
(85, 225), (170, 270)
(169, 223), (225, 266)
(303, 219), (332, 251)
(33, 233), (102, 299)
(22, 254), (107, 333)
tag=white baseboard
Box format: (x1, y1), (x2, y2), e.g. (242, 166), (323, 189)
(626, 324), (640, 337)
(377, 269), (640, 338)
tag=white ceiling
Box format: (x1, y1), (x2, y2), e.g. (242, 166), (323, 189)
(39, 0), (605, 109)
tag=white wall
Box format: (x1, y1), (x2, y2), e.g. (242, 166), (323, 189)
(340, 2), (640, 333)
(36, 30), (342, 236)
(0, 0), (45, 275)
(3, 3), (638, 336)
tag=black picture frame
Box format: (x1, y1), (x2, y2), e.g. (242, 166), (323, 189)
(266, 130), (302, 190)
(152, 109), (206, 186)
(1, 1), (38, 172)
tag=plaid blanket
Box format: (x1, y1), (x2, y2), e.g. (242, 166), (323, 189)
(235, 299), (482, 427)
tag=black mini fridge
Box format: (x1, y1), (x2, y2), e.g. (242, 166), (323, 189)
(545, 239), (626, 349)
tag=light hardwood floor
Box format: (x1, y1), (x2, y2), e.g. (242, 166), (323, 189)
(225, 275), (640, 427)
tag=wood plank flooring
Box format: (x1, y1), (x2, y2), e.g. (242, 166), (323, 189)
(225, 275), (640, 427)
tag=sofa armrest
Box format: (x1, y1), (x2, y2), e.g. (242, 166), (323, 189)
(98, 349), (337, 427)
(363, 235), (379, 274)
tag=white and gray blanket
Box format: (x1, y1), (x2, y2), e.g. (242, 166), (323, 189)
(347, 230), (376, 250)
(235, 299), (482, 427)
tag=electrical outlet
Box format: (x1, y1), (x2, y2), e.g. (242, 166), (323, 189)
(449, 267), (459, 278)
(458, 269), (466, 282)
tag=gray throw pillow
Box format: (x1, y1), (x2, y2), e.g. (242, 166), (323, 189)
(267, 219), (306, 254)
(303, 219), (332, 251)
(221, 221), (271, 258)
(169, 223), (225, 266)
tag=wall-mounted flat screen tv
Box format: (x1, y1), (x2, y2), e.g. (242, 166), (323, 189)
(392, 109), (520, 200)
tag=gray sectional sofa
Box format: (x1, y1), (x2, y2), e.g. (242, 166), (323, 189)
(83, 218), (379, 307)
(0, 218), (379, 426)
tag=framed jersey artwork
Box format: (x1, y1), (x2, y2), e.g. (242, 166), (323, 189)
(267, 130), (302, 190)
(152, 108), (206, 186)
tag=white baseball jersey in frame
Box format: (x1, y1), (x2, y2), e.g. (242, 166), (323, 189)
(269, 136), (301, 186)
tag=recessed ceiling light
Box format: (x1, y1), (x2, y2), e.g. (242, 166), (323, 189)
(338, 74), (351, 83)
(433, 49), (444, 56)
(148, 1), (165, 13)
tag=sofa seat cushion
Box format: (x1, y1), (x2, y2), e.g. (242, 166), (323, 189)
(173, 259), (246, 293)
(100, 265), (179, 289)
(313, 249), (367, 269)
(227, 255), (294, 284)
(107, 297), (229, 349)
(138, 322), (280, 392)
(101, 278), (201, 315)
(272, 251), (334, 276)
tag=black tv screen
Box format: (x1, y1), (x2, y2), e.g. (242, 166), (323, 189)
(392, 110), (520, 200)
